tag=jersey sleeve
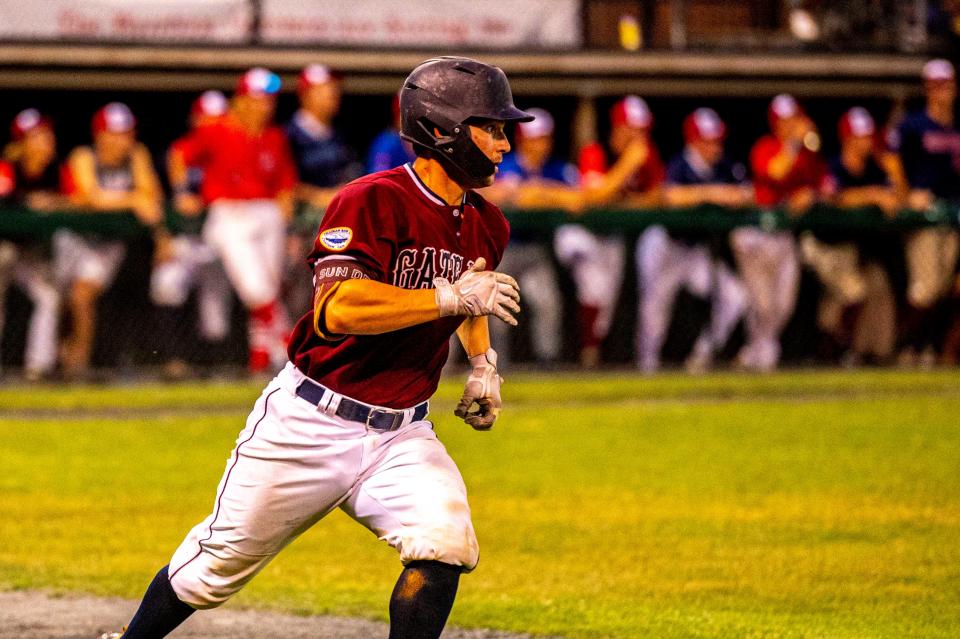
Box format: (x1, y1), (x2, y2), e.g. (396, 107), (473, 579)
(174, 125), (214, 168)
(307, 180), (398, 282)
(0, 161), (14, 200)
(750, 136), (780, 182)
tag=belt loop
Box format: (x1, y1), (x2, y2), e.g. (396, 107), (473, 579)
(323, 390), (341, 415)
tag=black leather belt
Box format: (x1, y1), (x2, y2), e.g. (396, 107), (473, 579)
(295, 377), (428, 432)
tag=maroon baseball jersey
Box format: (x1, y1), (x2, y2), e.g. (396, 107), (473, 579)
(287, 163), (510, 409)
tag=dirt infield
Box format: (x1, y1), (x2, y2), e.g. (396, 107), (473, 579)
(0, 591), (550, 639)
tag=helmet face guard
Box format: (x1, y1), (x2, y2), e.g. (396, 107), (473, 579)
(400, 57), (533, 189)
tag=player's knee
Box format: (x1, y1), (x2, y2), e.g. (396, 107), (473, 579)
(398, 522), (479, 573)
(907, 280), (940, 310)
(168, 555), (255, 610)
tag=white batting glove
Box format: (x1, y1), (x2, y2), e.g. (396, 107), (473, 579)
(454, 348), (503, 431)
(434, 257), (521, 326)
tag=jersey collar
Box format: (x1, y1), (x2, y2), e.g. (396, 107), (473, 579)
(403, 162), (466, 208)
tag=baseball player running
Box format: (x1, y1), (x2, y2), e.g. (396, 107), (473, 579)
(100, 57), (526, 639)
(169, 69), (299, 374)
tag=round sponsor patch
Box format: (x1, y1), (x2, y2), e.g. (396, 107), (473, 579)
(319, 226), (353, 251)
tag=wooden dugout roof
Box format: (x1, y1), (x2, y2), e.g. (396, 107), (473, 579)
(0, 43), (931, 98)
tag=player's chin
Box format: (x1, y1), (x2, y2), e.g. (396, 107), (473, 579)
(478, 173), (497, 187)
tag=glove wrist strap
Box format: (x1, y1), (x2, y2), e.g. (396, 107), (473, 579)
(469, 348), (498, 370)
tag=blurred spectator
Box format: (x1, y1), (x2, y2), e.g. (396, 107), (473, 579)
(803, 106), (898, 365)
(58, 102), (164, 378)
(481, 108), (572, 367)
(366, 92), (415, 174)
(637, 108), (750, 373)
(733, 94), (826, 372)
(285, 65), (363, 319)
(169, 68), (298, 374)
(0, 110), (67, 381)
(286, 64), (362, 209)
(153, 90), (233, 379)
(554, 96), (663, 367)
(887, 59), (960, 367)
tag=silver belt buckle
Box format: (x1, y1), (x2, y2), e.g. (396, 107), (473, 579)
(366, 407), (403, 431)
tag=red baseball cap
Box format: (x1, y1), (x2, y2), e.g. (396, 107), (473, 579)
(838, 106), (876, 141)
(236, 68), (282, 97)
(768, 94), (804, 129)
(92, 102), (136, 136)
(191, 90), (228, 118)
(610, 95), (653, 130)
(10, 108), (52, 141)
(517, 108), (555, 139)
(683, 107), (726, 142)
(298, 64), (342, 93)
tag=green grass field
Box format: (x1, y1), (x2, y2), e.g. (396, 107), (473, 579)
(1, 369), (959, 638)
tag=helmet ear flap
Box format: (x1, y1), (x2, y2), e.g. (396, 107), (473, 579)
(415, 117), (456, 146)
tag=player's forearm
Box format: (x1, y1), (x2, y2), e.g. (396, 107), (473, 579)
(765, 145), (800, 181)
(833, 186), (894, 209)
(456, 316), (491, 358)
(320, 279), (442, 337)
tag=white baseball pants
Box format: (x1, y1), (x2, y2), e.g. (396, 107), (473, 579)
(730, 227), (800, 371)
(489, 242), (562, 365)
(202, 200), (286, 310)
(636, 225), (746, 372)
(168, 362), (478, 610)
(150, 235), (232, 342)
(904, 227), (959, 310)
(53, 229), (126, 290)
(554, 224), (626, 342)
(0, 242), (60, 375)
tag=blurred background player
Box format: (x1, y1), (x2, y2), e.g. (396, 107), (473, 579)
(733, 94), (825, 372)
(284, 64), (363, 316)
(58, 102), (164, 378)
(804, 106), (899, 365)
(888, 58), (960, 367)
(286, 64), (362, 209)
(637, 107), (750, 373)
(0, 109), (67, 381)
(366, 92), (415, 174)
(170, 68), (298, 374)
(554, 95), (664, 367)
(154, 90), (234, 379)
(481, 108), (574, 367)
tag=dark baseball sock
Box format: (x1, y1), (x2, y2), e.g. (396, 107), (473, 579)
(388, 560), (462, 639)
(122, 565), (196, 638)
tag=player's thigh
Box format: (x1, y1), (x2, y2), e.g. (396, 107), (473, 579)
(343, 424), (479, 571)
(204, 203), (279, 307)
(169, 372), (365, 605)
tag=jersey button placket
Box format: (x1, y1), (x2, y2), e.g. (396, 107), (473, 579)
(451, 207), (463, 242)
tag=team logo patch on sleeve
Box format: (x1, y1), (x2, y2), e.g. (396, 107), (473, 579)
(319, 227), (353, 251)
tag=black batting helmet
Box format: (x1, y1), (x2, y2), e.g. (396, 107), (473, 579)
(400, 57), (533, 189)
